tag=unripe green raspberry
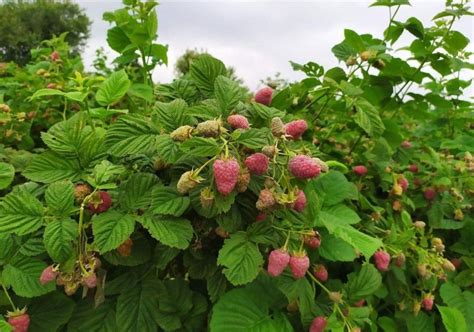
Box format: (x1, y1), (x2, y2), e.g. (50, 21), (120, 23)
(170, 125), (193, 142)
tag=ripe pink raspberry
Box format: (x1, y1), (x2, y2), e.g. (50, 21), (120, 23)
(256, 212), (267, 222)
(47, 83), (57, 89)
(398, 177), (409, 191)
(39, 265), (58, 285)
(7, 310), (30, 332)
(354, 299), (365, 307)
(267, 249), (290, 277)
(422, 294), (434, 311)
(305, 236), (321, 249)
(374, 250), (391, 272)
(401, 140), (412, 149)
(408, 164), (418, 173)
(450, 258), (461, 269)
(353, 165), (367, 176)
(50, 51), (60, 61)
(245, 153), (269, 175)
(309, 316), (327, 332)
(285, 119), (308, 139)
(293, 190), (307, 212)
(289, 155), (321, 179)
(88, 191), (112, 214)
(289, 253), (310, 279)
(82, 272), (97, 288)
(313, 264), (328, 282)
(255, 86), (273, 105)
(227, 114), (249, 130)
(424, 187), (436, 201)
(213, 158), (240, 196)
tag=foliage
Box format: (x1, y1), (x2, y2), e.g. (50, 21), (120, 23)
(0, 0), (473, 331)
(0, 0), (90, 65)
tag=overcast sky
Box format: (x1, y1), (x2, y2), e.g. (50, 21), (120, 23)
(77, 0), (473, 90)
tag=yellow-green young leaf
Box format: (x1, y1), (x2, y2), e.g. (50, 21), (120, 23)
(138, 216), (193, 249)
(217, 232), (263, 286)
(150, 187), (190, 217)
(2, 255), (55, 297)
(23, 151), (81, 184)
(92, 211), (135, 253)
(43, 218), (77, 263)
(68, 300), (117, 332)
(354, 98), (385, 137)
(0, 320), (12, 332)
(29, 292), (75, 332)
(0, 190), (44, 235)
(116, 279), (160, 332)
(437, 306), (467, 332)
(0, 162), (14, 189)
(45, 181), (74, 216)
(345, 264), (382, 301)
(96, 70), (131, 106)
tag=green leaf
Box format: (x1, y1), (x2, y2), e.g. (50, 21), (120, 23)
(96, 70), (131, 106)
(93, 211), (135, 253)
(29, 292), (75, 332)
(217, 232), (263, 286)
(370, 0), (410, 7)
(405, 17), (424, 39)
(354, 98), (385, 137)
(105, 115), (160, 157)
(43, 218), (77, 263)
(345, 264), (382, 301)
(68, 300), (117, 332)
(45, 181), (74, 216)
(128, 83), (154, 102)
(344, 29), (365, 52)
(405, 312), (435, 332)
(214, 75), (242, 111)
(444, 31), (469, 54)
(118, 173), (160, 211)
(314, 171), (352, 206)
(437, 306), (467, 332)
(116, 279), (160, 332)
(320, 204), (361, 226)
(23, 152), (81, 183)
(149, 44), (168, 64)
(139, 216), (193, 249)
(2, 255), (55, 297)
(189, 54), (227, 97)
(30, 88), (65, 100)
(150, 187), (190, 217)
(155, 135), (180, 163)
(233, 128), (271, 149)
(104, 233), (151, 267)
(107, 26), (131, 53)
(0, 190), (44, 235)
(210, 276), (292, 332)
(180, 137), (220, 157)
(0, 320), (12, 332)
(332, 41), (357, 62)
(0, 162), (14, 189)
(90, 160), (126, 187)
(340, 81), (364, 96)
(319, 233), (357, 262)
(440, 282), (474, 327)
(154, 99), (192, 132)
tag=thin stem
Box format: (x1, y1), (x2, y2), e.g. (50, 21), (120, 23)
(1, 283), (16, 311)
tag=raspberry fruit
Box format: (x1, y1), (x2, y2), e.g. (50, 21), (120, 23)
(261, 145), (277, 157)
(213, 158), (240, 196)
(177, 170), (202, 194)
(353, 165), (367, 176)
(39, 265), (58, 285)
(313, 158), (329, 173)
(170, 125), (193, 142)
(408, 164), (418, 173)
(245, 153), (269, 175)
(285, 119), (308, 139)
(271, 117), (285, 137)
(88, 191), (112, 214)
(450, 258), (461, 269)
(255, 86), (273, 105)
(82, 272), (97, 288)
(267, 249), (290, 277)
(236, 168), (250, 193)
(305, 236), (321, 249)
(401, 140), (412, 149)
(313, 264), (328, 282)
(227, 114), (249, 130)
(422, 294), (434, 311)
(354, 299), (365, 307)
(398, 177), (409, 191)
(394, 253), (406, 267)
(195, 119), (226, 137)
(50, 51), (60, 61)
(47, 83), (57, 89)
(374, 250), (391, 272)
(200, 187), (214, 209)
(293, 190), (307, 212)
(310, 316), (327, 332)
(74, 183), (91, 202)
(117, 238), (133, 257)
(7, 309), (30, 332)
(256, 189), (276, 211)
(289, 253), (310, 279)
(424, 187), (436, 201)
(289, 155), (321, 179)
(256, 212), (267, 222)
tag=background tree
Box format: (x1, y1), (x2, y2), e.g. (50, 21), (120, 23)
(0, 0), (91, 65)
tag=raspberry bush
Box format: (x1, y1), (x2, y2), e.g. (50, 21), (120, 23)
(0, 0), (473, 331)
